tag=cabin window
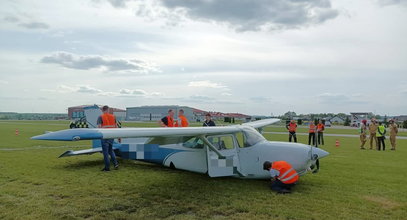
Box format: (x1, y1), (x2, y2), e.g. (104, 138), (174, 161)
(242, 127), (266, 146)
(182, 137), (204, 149)
(207, 135), (235, 150)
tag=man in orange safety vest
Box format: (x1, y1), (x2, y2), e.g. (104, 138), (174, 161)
(286, 120), (297, 143)
(263, 161), (299, 194)
(97, 105), (119, 171)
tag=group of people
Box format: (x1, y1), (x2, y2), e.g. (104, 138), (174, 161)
(286, 119), (326, 146)
(359, 118), (398, 151)
(159, 109), (216, 127)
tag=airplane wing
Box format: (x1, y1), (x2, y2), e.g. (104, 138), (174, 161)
(31, 118), (281, 141)
(242, 118), (280, 129)
(31, 126), (242, 141)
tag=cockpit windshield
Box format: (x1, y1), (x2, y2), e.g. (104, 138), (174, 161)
(242, 126), (266, 146)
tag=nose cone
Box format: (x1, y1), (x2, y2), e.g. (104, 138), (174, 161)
(31, 129), (102, 141)
(312, 147), (329, 159)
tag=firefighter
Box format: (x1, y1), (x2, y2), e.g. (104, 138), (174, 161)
(263, 161), (299, 194)
(308, 121), (316, 146)
(377, 122), (386, 151)
(368, 118), (378, 150)
(389, 119), (398, 150)
(175, 109), (189, 127)
(360, 119), (367, 150)
(286, 120), (297, 143)
(97, 105), (119, 171)
(159, 109), (175, 127)
(317, 120), (325, 146)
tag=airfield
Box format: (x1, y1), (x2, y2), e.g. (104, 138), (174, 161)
(1, 120), (406, 219)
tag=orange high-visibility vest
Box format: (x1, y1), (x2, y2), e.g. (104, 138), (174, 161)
(271, 161), (299, 184)
(167, 116), (174, 127)
(288, 123), (297, 132)
(175, 115), (189, 127)
(101, 113), (116, 128)
(309, 124), (316, 133)
(317, 123), (325, 132)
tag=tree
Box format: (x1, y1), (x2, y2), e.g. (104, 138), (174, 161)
(344, 116), (351, 126)
(403, 120), (407, 129)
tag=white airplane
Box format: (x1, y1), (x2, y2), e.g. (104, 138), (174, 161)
(31, 105), (329, 179)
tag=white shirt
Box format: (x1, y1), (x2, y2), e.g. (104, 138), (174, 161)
(269, 168), (280, 177)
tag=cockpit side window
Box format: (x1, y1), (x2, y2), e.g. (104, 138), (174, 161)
(236, 127), (266, 147)
(182, 137), (204, 149)
(206, 135), (236, 150)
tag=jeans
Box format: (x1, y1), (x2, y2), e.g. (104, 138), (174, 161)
(289, 132), (297, 142)
(270, 179), (296, 192)
(102, 139), (118, 169)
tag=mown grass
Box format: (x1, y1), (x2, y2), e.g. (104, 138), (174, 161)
(0, 120), (406, 219)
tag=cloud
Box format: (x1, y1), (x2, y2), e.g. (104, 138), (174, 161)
(134, 0), (339, 32)
(119, 89), (148, 96)
(77, 85), (103, 94)
(3, 16), (19, 23)
(188, 80), (226, 88)
(378, 0), (407, 6)
(317, 93), (366, 105)
(18, 22), (49, 29)
(0, 80), (9, 85)
(250, 96), (272, 103)
(43, 85), (162, 98)
(107, 0), (130, 8)
(3, 16), (49, 29)
(41, 51), (159, 74)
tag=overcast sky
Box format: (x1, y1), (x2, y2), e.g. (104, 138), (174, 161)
(1, 0), (406, 116)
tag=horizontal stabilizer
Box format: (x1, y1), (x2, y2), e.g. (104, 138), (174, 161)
(59, 147), (103, 158)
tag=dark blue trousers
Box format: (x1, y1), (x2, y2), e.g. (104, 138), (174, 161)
(102, 139), (118, 170)
(270, 179), (296, 192)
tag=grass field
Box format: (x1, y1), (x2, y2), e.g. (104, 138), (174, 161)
(1, 120), (406, 219)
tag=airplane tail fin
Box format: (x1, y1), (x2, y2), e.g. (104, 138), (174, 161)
(83, 105), (102, 128)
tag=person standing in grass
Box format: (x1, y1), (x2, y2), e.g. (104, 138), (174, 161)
(359, 120), (367, 150)
(203, 113), (216, 127)
(377, 122), (386, 151)
(263, 161), (299, 194)
(286, 120), (297, 143)
(308, 121), (316, 146)
(389, 119), (398, 150)
(369, 118), (378, 150)
(159, 109), (175, 127)
(317, 120), (325, 145)
(97, 105), (119, 172)
(175, 109), (189, 127)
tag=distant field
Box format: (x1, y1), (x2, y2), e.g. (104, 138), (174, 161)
(0, 120), (406, 219)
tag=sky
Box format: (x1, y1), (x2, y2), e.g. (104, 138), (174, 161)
(0, 0), (406, 116)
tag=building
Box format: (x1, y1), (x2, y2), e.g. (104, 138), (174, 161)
(126, 105), (251, 122)
(126, 106), (200, 122)
(327, 116), (345, 124)
(350, 112), (371, 127)
(68, 105), (126, 120)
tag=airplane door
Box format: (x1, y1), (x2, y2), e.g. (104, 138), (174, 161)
(206, 135), (241, 177)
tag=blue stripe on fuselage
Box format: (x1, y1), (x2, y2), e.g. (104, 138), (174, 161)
(116, 144), (184, 164)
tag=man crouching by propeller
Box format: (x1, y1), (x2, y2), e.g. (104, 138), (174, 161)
(263, 161), (299, 194)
